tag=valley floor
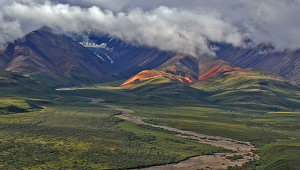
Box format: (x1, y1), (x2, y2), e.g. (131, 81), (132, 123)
(112, 103), (259, 170)
(1, 82), (300, 169)
(87, 97), (259, 170)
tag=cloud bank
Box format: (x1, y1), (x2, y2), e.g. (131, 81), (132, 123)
(1, 0), (300, 56)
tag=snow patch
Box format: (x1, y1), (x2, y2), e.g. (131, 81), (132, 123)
(104, 53), (114, 64)
(210, 45), (220, 51)
(95, 54), (104, 60)
(79, 40), (114, 51)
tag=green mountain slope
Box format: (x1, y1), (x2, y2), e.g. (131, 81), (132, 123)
(0, 69), (59, 99)
(123, 76), (211, 106)
(0, 69), (60, 115)
(192, 68), (300, 111)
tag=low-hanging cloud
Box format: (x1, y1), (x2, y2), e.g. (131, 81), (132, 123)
(47, 0), (300, 51)
(0, 0), (243, 56)
(2, 0), (300, 56)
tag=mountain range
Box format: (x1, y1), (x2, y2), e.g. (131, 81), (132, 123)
(1, 26), (300, 99)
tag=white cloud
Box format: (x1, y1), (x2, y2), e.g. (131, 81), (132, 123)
(1, 0), (300, 55)
(0, 1), (243, 56)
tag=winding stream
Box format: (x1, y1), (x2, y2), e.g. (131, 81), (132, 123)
(89, 97), (259, 170)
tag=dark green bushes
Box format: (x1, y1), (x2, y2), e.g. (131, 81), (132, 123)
(226, 154), (244, 161)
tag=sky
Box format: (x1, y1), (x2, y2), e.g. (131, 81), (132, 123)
(1, 0), (300, 57)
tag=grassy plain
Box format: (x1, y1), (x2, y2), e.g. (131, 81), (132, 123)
(1, 68), (300, 169)
(0, 95), (228, 169)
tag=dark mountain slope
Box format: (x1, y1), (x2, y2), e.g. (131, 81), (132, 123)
(216, 43), (300, 84)
(0, 27), (122, 88)
(157, 55), (200, 81)
(80, 34), (176, 77)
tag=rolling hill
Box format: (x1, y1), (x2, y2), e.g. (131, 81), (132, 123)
(193, 68), (300, 111)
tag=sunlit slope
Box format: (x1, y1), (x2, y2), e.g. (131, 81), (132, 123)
(0, 69), (60, 115)
(193, 68), (300, 111)
(120, 55), (242, 89)
(122, 76), (211, 106)
(0, 97), (41, 115)
(120, 70), (196, 88)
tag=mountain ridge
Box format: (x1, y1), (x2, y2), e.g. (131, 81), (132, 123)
(0, 27), (123, 88)
(2, 27), (300, 90)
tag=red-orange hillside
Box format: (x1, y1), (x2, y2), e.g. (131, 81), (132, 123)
(120, 70), (197, 88)
(198, 61), (241, 81)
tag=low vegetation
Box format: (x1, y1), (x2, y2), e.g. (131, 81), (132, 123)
(0, 97), (228, 169)
(226, 154), (244, 161)
(1, 68), (300, 169)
